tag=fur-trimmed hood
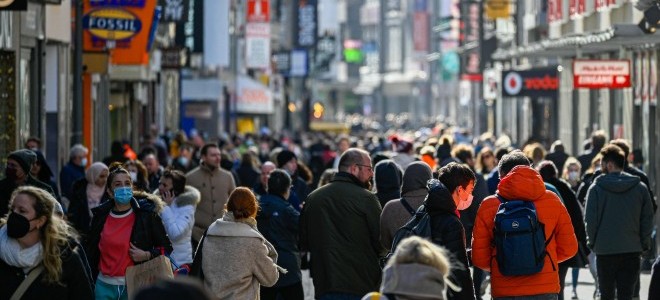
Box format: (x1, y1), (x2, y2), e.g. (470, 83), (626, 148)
(153, 185), (201, 208)
(133, 190), (166, 214)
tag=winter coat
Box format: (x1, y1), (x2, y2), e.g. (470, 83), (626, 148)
(380, 189), (427, 250)
(67, 178), (108, 236)
(300, 172), (384, 298)
(585, 171), (654, 255)
(257, 193), (301, 287)
(374, 160), (403, 208)
(59, 161), (86, 201)
(471, 165), (578, 298)
(186, 163), (236, 243)
(545, 151), (569, 173)
(0, 176), (56, 217)
(85, 192), (173, 280)
(287, 176), (309, 212)
(0, 239), (94, 300)
(158, 186), (200, 266)
(544, 177), (589, 268)
(425, 182), (475, 300)
(195, 213), (280, 299)
(237, 164), (260, 189)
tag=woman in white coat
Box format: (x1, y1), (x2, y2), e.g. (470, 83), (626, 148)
(156, 169), (200, 269)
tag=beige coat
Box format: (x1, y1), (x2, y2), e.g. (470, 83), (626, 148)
(201, 213), (280, 299)
(186, 163), (236, 242)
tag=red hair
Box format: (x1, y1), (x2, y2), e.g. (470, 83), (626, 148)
(227, 187), (259, 219)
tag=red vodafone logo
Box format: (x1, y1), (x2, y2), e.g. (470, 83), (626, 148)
(504, 72), (523, 95)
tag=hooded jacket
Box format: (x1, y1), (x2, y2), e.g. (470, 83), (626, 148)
(585, 171), (654, 255)
(471, 165), (577, 298)
(85, 191), (172, 280)
(197, 213), (280, 299)
(257, 193), (301, 287)
(425, 182), (475, 300)
(158, 185), (201, 266)
(375, 160), (403, 208)
(380, 162), (432, 250)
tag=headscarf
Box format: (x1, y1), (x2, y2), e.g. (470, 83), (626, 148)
(86, 162), (109, 213)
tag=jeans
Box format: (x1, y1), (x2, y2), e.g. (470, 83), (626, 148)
(597, 253), (641, 300)
(95, 280), (128, 300)
(495, 294), (558, 300)
(261, 281), (304, 300)
(319, 292), (363, 300)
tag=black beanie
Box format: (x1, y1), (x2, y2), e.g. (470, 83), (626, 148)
(8, 149), (36, 173)
(276, 150), (297, 168)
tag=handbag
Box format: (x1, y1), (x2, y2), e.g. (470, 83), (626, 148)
(125, 255), (174, 299)
(10, 265), (44, 300)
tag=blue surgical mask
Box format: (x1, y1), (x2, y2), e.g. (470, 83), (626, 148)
(114, 186), (133, 205)
(81, 158), (88, 167)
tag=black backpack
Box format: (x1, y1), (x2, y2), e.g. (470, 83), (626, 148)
(381, 205), (432, 267)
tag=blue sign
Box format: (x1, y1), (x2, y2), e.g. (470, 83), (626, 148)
(90, 0), (146, 7)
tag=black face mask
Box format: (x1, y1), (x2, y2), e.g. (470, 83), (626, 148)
(6, 213), (37, 239)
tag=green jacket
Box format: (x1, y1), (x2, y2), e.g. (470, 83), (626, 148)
(300, 172), (384, 298)
(585, 172), (654, 255)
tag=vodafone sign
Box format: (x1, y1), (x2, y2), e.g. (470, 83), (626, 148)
(502, 68), (559, 98)
(573, 60), (631, 89)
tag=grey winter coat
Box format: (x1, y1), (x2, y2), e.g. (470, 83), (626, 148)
(199, 212), (280, 299)
(585, 172), (654, 255)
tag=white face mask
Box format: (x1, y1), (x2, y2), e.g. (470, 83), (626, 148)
(568, 171), (580, 181)
(457, 194), (473, 210)
(130, 171), (138, 182)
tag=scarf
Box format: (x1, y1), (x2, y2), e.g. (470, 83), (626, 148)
(0, 225), (43, 273)
(86, 162), (109, 217)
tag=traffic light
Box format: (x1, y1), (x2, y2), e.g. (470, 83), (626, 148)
(313, 102), (324, 119)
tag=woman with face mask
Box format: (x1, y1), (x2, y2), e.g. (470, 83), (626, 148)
(0, 186), (94, 299)
(85, 166), (172, 300)
(123, 160), (150, 193)
(67, 162), (109, 236)
(561, 157), (582, 193)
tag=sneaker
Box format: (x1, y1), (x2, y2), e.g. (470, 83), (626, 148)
(571, 290), (578, 299)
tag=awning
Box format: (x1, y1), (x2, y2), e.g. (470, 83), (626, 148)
(492, 24), (660, 60)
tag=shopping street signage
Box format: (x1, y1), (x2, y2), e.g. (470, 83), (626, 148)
(502, 68), (558, 98)
(83, 8), (143, 40)
(573, 60), (631, 89)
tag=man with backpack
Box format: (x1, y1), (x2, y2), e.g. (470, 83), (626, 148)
(472, 150), (577, 299)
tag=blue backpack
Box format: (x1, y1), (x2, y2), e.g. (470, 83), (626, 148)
(493, 195), (554, 276)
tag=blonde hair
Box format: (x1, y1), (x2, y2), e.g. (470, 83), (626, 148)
(561, 157), (581, 180)
(0, 186), (78, 284)
(386, 236), (451, 279)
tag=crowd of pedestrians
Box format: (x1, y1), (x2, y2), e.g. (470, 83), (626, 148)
(0, 127), (658, 300)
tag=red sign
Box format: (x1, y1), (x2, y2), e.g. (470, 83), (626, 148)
(595, 0), (616, 11)
(548, 0), (562, 22)
(569, 0), (585, 18)
(573, 60), (631, 89)
(413, 12), (429, 52)
(247, 0), (270, 22)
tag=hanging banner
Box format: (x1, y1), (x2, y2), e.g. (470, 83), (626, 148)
(245, 23), (271, 69)
(573, 60), (631, 89)
(158, 0), (188, 23)
(413, 12), (428, 53)
(483, 68), (500, 101)
(237, 75), (273, 114)
(502, 68), (559, 98)
(296, 0), (316, 48)
(83, 0), (158, 65)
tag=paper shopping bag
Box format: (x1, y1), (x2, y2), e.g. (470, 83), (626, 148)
(125, 255), (174, 299)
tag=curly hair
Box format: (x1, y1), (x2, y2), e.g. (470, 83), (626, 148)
(0, 186), (78, 284)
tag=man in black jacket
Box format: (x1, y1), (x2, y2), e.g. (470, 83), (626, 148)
(426, 162), (477, 300)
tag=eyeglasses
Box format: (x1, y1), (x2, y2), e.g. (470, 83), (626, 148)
(355, 164), (373, 171)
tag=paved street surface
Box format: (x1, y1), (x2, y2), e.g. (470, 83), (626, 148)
(481, 268), (652, 300)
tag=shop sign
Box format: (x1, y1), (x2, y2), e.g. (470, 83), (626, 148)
(573, 60), (630, 89)
(160, 47), (186, 69)
(0, 0), (26, 11)
(237, 75), (273, 114)
(247, 0), (269, 23)
(272, 51), (290, 75)
(502, 68), (559, 98)
(83, 0), (158, 65)
(159, 0), (188, 23)
(296, 0), (316, 48)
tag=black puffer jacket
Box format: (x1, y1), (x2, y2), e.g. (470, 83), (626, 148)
(544, 177), (588, 268)
(425, 179), (476, 300)
(67, 178), (108, 237)
(85, 191), (172, 280)
(0, 239), (94, 300)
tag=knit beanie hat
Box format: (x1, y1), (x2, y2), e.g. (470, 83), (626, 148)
(276, 150), (297, 168)
(8, 149), (37, 173)
(401, 162), (433, 195)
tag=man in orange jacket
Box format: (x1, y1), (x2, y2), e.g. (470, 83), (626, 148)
(471, 150), (578, 299)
